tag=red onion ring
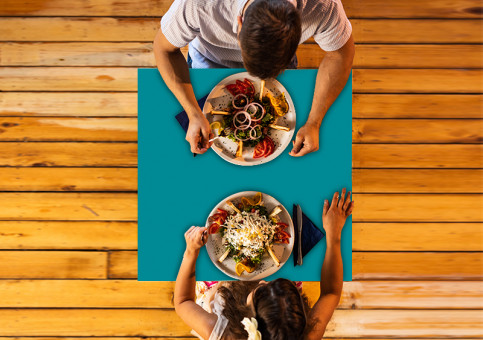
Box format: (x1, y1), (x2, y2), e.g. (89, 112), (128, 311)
(249, 125), (262, 140)
(233, 111), (251, 130)
(234, 128), (251, 141)
(232, 94), (248, 109)
(245, 102), (266, 122)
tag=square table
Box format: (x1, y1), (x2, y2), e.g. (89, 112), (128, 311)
(138, 68), (352, 281)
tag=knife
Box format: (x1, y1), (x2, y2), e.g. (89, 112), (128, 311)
(296, 204), (303, 266)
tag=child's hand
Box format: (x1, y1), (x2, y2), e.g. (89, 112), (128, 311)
(184, 226), (208, 255)
(322, 188), (353, 243)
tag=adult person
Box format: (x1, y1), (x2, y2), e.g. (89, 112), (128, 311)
(154, 0), (354, 156)
(174, 189), (353, 339)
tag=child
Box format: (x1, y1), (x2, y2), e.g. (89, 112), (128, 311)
(174, 189), (353, 339)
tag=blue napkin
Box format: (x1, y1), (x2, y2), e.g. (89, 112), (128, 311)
(293, 204), (325, 266)
(175, 94), (209, 133)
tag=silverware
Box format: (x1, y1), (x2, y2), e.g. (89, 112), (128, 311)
(296, 204), (303, 266)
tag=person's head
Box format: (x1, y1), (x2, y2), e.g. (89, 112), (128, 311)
(238, 0), (301, 79)
(218, 279), (309, 339)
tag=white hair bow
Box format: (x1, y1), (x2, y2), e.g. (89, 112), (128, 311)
(241, 317), (262, 340)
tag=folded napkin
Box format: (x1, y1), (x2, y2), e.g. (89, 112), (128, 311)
(175, 94), (209, 133)
(293, 204), (325, 266)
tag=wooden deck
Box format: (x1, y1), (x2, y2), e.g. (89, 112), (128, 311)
(0, 0), (482, 338)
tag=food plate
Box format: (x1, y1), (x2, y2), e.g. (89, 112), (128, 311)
(205, 191), (294, 280)
(203, 72), (296, 166)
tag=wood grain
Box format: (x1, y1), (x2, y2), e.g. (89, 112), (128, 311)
(353, 223), (483, 251)
(0, 92), (137, 117)
(0, 0), (481, 18)
(353, 144), (483, 168)
(0, 168), (137, 191)
(0, 309), (479, 337)
(0, 280), (480, 309)
(0, 251), (107, 279)
(353, 169), (483, 193)
(0, 193), (137, 221)
(1, 18), (481, 43)
(353, 119), (483, 143)
(353, 69), (483, 93)
(353, 94), (483, 118)
(3, 68), (482, 93)
(0, 142), (137, 167)
(352, 194), (483, 222)
(0, 117), (137, 141)
(2, 43), (482, 69)
(353, 252), (483, 280)
(0, 221), (137, 249)
(108, 250), (483, 280)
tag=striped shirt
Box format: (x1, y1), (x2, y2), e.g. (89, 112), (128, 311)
(161, 0), (352, 68)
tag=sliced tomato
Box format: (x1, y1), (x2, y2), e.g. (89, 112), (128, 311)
(276, 222), (288, 229)
(277, 230), (291, 239)
(217, 208), (228, 219)
(226, 84), (239, 96)
(263, 136), (275, 157)
(243, 78), (255, 96)
(253, 139), (267, 158)
(208, 223), (220, 234)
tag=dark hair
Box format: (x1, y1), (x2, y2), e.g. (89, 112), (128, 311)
(253, 279), (308, 339)
(239, 0), (301, 79)
(217, 280), (310, 339)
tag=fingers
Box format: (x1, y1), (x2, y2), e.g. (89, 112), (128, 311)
(189, 134), (207, 154)
(331, 191), (339, 207)
(346, 201), (354, 216)
(338, 188), (346, 208)
(343, 191), (352, 210)
(185, 225), (196, 237)
(292, 144), (316, 157)
(289, 133), (304, 156)
(323, 199), (329, 216)
(201, 125), (211, 149)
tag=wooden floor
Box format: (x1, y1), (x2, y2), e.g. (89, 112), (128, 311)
(0, 0), (482, 338)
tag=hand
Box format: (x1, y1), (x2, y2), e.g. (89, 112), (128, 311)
(186, 114), (214, 154)
(322, 189), (353, 242)
(289, 123), (320, 157)
(184, 226), (208, 255)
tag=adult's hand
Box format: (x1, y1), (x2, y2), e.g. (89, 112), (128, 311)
(184, 226), (208, 255)
(322, 188), (353, 242)
(289, 123), (320, 157)
(186, 114), (213, 154)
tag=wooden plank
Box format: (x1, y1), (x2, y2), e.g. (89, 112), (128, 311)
(299, 44), (483, 69)
(353, 252), (483, 280)
(353, 144), (483, 168)
(0, 221), (137, 249)
(0, 92), (137, 117)
(353, 119), (483, 143)
(352, 19), (483, 43)
(0, 142), (137, 167)
(352, 194), (483, 222)
(353, 223), (483, 251)
(0, 309), (479, 337)
(353, 169), (483, 193)
(0, 67), (137, 92)
(0, 193), (137, 221)
(0, 168), (137, 191)
(0, 117), (137, 141)
(353, 69), (483, 93)
(109, 251), (137, 279)
(2, 43), (482, 69)
(0, 18), (481, 43)
(0, 280), (481, 309)
(0, 0), (481, 18)
(353, 94), (483, 118)
(109, 250), (483, 280)
(2, 68), (482, 93)
(0, 251), (107, 279)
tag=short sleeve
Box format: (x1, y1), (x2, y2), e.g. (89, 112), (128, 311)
(313, 0), (352, 52)
(161, 0), (200, 48)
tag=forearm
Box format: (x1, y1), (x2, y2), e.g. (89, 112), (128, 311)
(153, 31), (202, 119)
(174, 249), (199, 306)
(319, 234), (343, 297)
(307, 40), (354, 128)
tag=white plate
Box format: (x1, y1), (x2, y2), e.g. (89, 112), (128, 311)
(205, 191), (294, 281)
(203, 72), (296, 166)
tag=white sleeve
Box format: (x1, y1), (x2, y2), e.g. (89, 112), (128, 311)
(313, 0), (352, 51)
(160, 0), (200, 48)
